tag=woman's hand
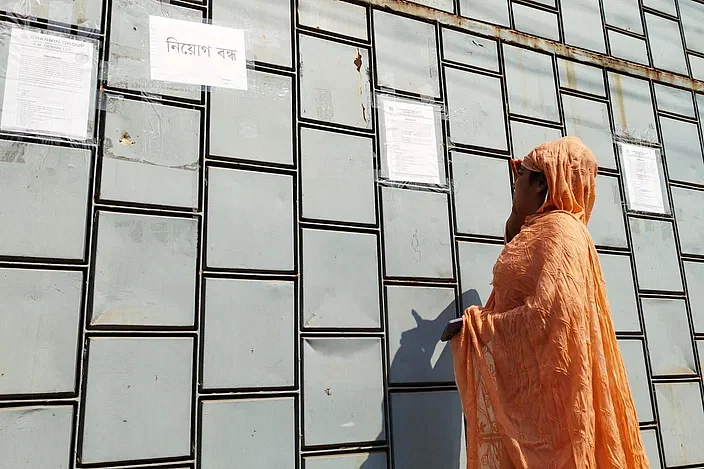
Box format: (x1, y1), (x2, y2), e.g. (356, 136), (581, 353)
(510, 158), (522, 178)
(505, 208), (526, 244)
(506, 158), (526, 243)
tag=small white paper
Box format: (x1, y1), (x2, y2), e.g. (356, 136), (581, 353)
(620, 142), (666, 214)
(149, 16), (247, 90)
(383, 99), (440, 185)
(1, 28), (94, 140)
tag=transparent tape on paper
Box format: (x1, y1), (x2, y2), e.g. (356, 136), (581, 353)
(0, 0), (102, 31)
(0, 22), (100, 144)
(613, 135), (671, 216)
(375, 93), (450, 193)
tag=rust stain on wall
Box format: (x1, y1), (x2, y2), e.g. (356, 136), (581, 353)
(611, 74), (628, 129)
(564, 60), (577, 90)
(354, 50), (363, 72)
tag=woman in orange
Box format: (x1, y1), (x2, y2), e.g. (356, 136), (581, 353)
(449, 137), (649, 468)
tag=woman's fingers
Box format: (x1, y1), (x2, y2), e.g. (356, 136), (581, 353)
(510, 158), (522, 178)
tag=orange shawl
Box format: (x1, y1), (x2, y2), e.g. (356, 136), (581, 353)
(451, 137), (649, 468)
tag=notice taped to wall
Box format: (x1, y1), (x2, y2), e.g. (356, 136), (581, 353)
(619, 142), (666, 214)
(149, 16), (247, 90)
(0, 28), (94, 140)
(383, 99), (440, 185)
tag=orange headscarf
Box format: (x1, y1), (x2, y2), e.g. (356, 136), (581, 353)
(451, 137), (649, 468)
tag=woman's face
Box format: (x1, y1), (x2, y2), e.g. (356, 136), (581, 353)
(513, 164), (547, 216)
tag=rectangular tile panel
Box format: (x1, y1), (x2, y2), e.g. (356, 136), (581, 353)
(0, 141), (90, 260)
(206, 167), (294, 271)
(608, 30), (649, 66)
(441, 28), (499, 71)
(302, 229), (381, 329)
(305, 452), (388, 469)
(684, 261), (704, 333)
(672, 187), (704, 256)
(642, 298), (696, 376)
(382, 187), (453, 279)
(563, 95), (616, 169)
(655, 382), (704, 467)
(602, 0), (643, 33)
(202, 278), (295, 389)
(298, 0), (368, 40)
(598, 253), (640, 332)
(300, 128), (376, 224)
(107, 1), (202, 99)
(660, 117), (704, 185)
(503, 45), (560, 122)
(100, 95), (200, 208)
(211, 0), (292, 67)
(510, 121), (563, 158)
(654, 84), (696, 118)
(557, 59), (606, 97)
(640, 429), (662, 469)
(458, 242), (503, 310)
(390, 391), (464, 469)
(445, 67), (507, 151)
(374, 11), (440, 97)
(512, 3), (559, 41)
(386, 285), (456, 383)
(589, 175), (628, 248)
(0, 406), (73, 469)
(406, 0), (453, 12)
(299, 35), (372, 129)
(629, 218), (683, 292)
(452, 152), (512, 237)
(645, 13), (688, 75)
(561, 0), (606, 53)
(81, 337), (193, 463)
(0, 269), (82, 395)
(680, 0), (704, 54)
(201, 398), (295, 469)
(91, 212), (198, 327)
(643, 0), (677, 16)
(459, 0), (510, 26)
(209, 70), (294, 165)
(618, 340), (653, 422)
(609, 73), (658, 142)
(303, 338), (385, 446)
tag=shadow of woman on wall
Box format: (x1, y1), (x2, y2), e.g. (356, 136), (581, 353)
(359, 290), (483, 469)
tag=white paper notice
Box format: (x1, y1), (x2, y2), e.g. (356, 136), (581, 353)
(620, 142), (666, 214)
(1, 29), (94, 140)
(383, 99), (440, 185)
(149, 16), (247, 90)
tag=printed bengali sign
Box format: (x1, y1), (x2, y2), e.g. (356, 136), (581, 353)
(149, 16), (247, 90)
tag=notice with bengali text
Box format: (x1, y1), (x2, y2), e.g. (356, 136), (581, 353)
(149, 16), (247, 90)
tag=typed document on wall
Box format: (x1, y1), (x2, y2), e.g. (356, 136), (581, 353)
(619, 142), (667, 215)
(1, 28), (94, 140)
(383, 99), (440, 185)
